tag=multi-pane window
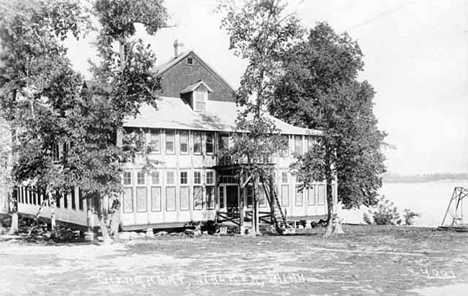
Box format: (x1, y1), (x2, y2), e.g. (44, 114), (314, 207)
(167, 171), (175, 185)
(194, 171), (201, 184)
(123, 171), (133, 213)
(194, 89), (207, 112)
(206, 132), (214, 154)
(281, 172), (288, 184)
(180, 131), (189, 154)
(294, 135), (303, 155)
(180, 171), (188, 184)
(151, 171), (160, 185)
(123, 171), (132, 185)
(206, 171), (214, 185)
(193, 132), (202, 154)
(165, 130), (175, 154)
(218, 134), (229, 151)
(150, 130), (161, 154)
(137, 171), (145, 185)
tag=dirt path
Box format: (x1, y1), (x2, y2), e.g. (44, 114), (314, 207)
(1, 225), (467, 295)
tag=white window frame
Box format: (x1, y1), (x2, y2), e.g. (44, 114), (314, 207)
(166, 170), (176, 185)
(206, 170), (215, 185)
(193, 89), (208, 112)
(165, 130), (175, 154)
(179, 130), (189, 155)
(149, 129), (161, 154)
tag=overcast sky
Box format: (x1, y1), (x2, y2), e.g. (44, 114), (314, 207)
(66, 0), (468, 175)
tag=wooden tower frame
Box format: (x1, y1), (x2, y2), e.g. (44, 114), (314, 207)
(439, 187), (468, 232)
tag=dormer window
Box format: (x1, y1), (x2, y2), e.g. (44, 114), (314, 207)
(180, 80), (213, 112)
(194, 87), (207, 112)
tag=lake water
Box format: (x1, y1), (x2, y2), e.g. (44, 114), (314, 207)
(339, 181), (468, 227)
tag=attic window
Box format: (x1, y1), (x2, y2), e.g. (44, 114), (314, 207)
(187, 57), (193, 65)
(180, 81), (213, 112)
(193, 88), (207, 112)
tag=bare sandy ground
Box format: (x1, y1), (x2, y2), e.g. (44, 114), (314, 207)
(1, 225), (467, 295)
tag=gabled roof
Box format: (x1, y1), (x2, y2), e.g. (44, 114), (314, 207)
(180, 80), (213, 94)
(124, 96), (322, 136)
(154, 50), (235, 92)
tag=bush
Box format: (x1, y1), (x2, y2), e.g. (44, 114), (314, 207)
(403, 208), (421, 226)
(363, 195), (402, 226)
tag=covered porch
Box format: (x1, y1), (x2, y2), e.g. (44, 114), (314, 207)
(213, 164), (289, 234)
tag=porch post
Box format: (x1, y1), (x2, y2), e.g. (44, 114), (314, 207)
(253, 173), (260, 235)
(238, 173), (245, 235)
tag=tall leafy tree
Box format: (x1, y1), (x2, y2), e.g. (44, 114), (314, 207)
(218, 0), (302, 234)
(73, 0), (168, 243)
(271, 23), (387, 236)
(0, 0), (90, 235)
(0, 0), (168, 243)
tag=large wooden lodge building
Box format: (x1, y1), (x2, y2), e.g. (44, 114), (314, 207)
(16, 42), (337, 231)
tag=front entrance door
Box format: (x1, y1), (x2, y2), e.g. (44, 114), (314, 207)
(226, 185), (238, 212)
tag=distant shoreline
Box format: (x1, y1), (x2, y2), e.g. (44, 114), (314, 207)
(383, 179), (468, 184)
(382, 173), (468, 184)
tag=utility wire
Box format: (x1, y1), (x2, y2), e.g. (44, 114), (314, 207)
(346, 1), (413, 32)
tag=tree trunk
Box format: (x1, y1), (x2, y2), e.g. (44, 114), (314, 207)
(323, 148), (336, 237)
(96, 196), (111, 245)
(239, 184), (245, 235)
(323, 180), (334, 237)
(109, 197), (121, 241)
(98, 212), (111, 245)
(84, 194), (95, 241)
(8, 188), (18, 235)
(50, 193), (56, 238)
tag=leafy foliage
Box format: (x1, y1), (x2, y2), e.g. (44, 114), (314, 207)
(218, 0), (303, 233)
(0, 0), (90, 200)
(403, 208), (421, 226)
(273, 22), (387, 220)
(363, 196), (401, 226)
(217, 0), (302, 172)
(0, 0), (169, 242)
